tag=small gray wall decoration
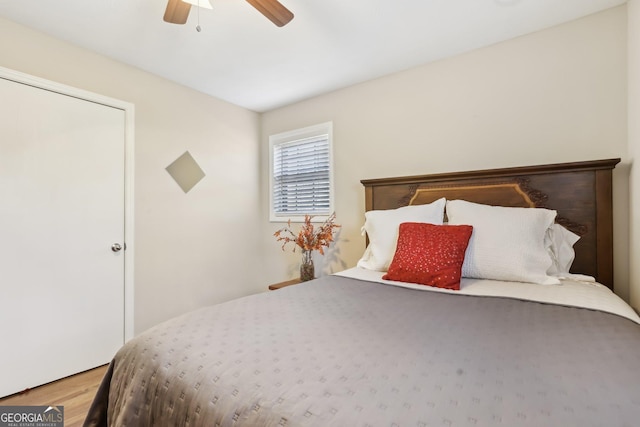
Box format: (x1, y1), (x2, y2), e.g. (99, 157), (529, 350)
(166, 151), (206, 193)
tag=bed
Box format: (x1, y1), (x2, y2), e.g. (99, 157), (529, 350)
(85, 158), (640, 427)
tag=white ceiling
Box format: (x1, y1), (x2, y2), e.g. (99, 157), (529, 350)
(0, 0), (627, 112)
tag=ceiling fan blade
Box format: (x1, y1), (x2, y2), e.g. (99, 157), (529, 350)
(164, 0), (191, 24)
(245, 0), (294, 27)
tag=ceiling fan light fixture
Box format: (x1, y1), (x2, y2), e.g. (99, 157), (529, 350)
(164, 0), (293, 26)
(182, 0), (213, 10)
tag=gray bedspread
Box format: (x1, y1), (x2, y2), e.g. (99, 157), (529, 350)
(84, 275), (640, 427)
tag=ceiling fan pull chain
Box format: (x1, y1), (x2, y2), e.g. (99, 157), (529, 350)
(196, 0), (202, 32)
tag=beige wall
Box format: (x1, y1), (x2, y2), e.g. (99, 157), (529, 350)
(0, 18), (263, 334)
(261, 7), (631, 302)
(629, 0), (640, 309)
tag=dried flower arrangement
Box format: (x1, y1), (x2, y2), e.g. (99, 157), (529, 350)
(274, 213), (341, 281)
(274, 213), (340, 254)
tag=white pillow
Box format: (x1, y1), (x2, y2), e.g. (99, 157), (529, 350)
(357, 198), (446, 271)
(545, 223), (580, 275)
(446, 200), (559, 285)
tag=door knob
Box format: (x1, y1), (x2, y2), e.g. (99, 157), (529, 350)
(111, 243), (123, 252)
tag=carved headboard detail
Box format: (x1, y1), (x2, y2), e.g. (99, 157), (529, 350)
(361, 158), (620, 290)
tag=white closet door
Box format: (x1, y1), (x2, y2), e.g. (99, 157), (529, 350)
(0, 77), (125, 397)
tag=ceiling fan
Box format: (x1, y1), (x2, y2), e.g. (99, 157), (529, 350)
(163, 0), (294, 27)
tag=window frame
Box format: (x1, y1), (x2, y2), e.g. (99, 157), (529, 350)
(269, 121), (334, 223)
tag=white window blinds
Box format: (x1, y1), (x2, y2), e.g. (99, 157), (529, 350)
(271, 125), (332, 219)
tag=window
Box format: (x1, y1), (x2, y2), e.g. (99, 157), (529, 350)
(269, 122), (334, 222)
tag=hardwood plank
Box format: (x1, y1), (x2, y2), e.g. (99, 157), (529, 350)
(0, 365), (108, 427)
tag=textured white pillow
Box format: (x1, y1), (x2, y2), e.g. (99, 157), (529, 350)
(545, 223), (580, 275)
(357, 198), (446, 271)
(446, 200), (559, 285)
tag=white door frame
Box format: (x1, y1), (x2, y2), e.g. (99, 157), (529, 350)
(0, 65), (135, 341)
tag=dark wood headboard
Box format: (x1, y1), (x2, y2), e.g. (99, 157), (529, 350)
(361, 158), (620, 290)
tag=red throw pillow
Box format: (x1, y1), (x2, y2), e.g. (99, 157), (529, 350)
(382, 222), (473, 290)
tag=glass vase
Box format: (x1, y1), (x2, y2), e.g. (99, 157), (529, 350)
(300, 250), (315, 282)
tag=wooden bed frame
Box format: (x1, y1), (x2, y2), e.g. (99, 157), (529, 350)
(361, 158), (620, 290)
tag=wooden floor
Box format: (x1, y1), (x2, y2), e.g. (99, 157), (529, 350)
(0, 365), (108, 427)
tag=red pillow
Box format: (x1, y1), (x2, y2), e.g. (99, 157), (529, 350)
(382, 222), (473, 290)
